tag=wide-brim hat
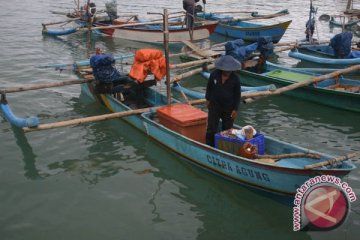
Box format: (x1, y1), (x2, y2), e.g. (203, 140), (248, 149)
(214, 55), (241, 71)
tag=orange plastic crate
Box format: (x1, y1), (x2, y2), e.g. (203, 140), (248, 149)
(156, 104), (207, 143)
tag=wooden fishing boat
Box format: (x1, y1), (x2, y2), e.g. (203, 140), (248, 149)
(237, 61), (360, 111)
(288, 48), (360, 67)
(329, 16), (360, 28)
(43, 18), (218, 43)
(90, 19), (218, 43)
(198, 12), (291, 43)
(73, 80), (355, 196)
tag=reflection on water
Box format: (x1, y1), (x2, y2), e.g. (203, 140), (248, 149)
(11, 126), (41, 180)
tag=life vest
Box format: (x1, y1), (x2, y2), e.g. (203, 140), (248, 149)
(129, 49), (167, 83)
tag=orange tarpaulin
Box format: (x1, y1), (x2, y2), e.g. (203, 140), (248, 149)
(129, 49), (167, 83)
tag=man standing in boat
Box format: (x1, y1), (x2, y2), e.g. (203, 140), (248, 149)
(205, 55), (241, 147)
(183, 0), (206, 28)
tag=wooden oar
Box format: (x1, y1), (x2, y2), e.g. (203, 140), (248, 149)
(304, 152), (357, 169)
(252, 152), (321, 165)
(0, 79), (92, 94)
(22, 99), (202, 133)
(255, 152), (321, 161)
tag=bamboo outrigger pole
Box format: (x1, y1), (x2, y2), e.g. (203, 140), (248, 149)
(0, 79), (92, 94)
(22, 99), (205, 133)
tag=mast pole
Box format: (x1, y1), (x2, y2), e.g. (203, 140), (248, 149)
(163, 8), (171, 105)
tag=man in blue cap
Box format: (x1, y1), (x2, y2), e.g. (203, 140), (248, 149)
(205, 55), (241, 147)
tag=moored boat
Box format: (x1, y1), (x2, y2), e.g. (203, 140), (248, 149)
(329, 16), (360, 28)
(288, 48), (360, 67)
(75, 79), (356, 196)
(237, 61), (360, 111)
(198, 12), (291, 43)
(88, 19), (218, 43)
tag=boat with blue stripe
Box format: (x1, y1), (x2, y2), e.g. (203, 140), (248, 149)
(76, 80), (356, 196)
(198, 11), (291, 43)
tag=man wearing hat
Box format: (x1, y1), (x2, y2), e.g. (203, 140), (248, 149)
(205, 55), (241, 147)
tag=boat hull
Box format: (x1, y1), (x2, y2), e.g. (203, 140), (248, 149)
(214, 20), (292, 43)
(95, 22), (218, 43)
(80, 83), (355, 196)
(289, 49), (360, 67)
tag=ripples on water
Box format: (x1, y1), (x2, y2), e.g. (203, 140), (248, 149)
(0, 0), (359, 239)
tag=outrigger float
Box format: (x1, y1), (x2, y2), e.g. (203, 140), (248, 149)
(1, 9), (358, 197)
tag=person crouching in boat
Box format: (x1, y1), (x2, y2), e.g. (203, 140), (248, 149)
(205, 55), (241, 147)
(90, 48), (130, 95)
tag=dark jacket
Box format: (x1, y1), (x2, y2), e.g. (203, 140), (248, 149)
(183, 0), (202, 13)
(205, 69), (241, 111)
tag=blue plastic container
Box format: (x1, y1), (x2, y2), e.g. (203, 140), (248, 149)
(214, 132), (265, 155)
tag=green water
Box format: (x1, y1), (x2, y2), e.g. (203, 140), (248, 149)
(0, 0), (359, 239)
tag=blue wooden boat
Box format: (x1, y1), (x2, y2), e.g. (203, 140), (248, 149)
(237, 61), (360, 111)
(288, 48), (360, 66)
(198, 12), (291, 43)
(74, 81), (356, 196)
